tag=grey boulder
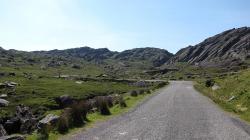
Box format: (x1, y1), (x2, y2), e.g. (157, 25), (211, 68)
(38, 114), (59, 129)
(0, 134), (25, 140)
(0, 99), (9, 107)
(0, 124), (7, 137)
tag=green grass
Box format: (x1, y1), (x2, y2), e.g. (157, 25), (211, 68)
(194, 68), (250, 122)
(0, 75), (144, 117)
(163, 62), (222, 80)
(26, 91), (157, 140)
(0, 64), (150, 118)
(0, 64), (104, 78)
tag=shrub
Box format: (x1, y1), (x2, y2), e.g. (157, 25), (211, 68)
(71, 103), (83, 126)
(37, 125), (50, 140)
(71, 64), (81, 69)
(95, 96), (111, 115)
(145, 89), (151, 94)
(106, 96), (114, 107)
(130, 90), (138, 97)
(137, 89), (145, 95)
(57, 114), (69, 134)
(119, 96), (127, 108)
(187, 75), (192, 79)
(205, 79), (215, 87)
(155, 82), (167, 88)
(77, 100), (89, 121)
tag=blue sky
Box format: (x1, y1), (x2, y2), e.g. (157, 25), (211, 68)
(0, 0), (249, 53)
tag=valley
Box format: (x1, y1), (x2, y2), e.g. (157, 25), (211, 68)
(0, 27), (250, 139)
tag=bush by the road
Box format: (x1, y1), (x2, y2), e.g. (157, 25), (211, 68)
(155, 82), (168, 89)
(119, 96), (127, 108)
(95, 96), (111, 115)
(58, 115), (69, 134)
(205, 79), (215, 87)
(130, 90), (138, 97)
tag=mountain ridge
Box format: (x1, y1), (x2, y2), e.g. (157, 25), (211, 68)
(168, 27), (250, 67)
(1, 27), (250, 69)
(0, 46), (174, 70)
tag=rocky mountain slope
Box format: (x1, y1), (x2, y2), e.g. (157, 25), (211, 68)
(168, 27), (250, 67)
(1, 27), (250, 70)
(33, 47), (117, 61)
(0, 46), (173, 69)
(114, 47), (173, 67)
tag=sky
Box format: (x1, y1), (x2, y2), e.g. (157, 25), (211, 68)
(0, 0), (249, 53)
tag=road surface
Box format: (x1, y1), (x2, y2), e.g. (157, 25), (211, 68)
(66, 81), (250, 140)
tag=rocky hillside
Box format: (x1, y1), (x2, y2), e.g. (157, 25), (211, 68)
(168, 27), (250, 67)
(0, 46), (173, 68)
(114, 47), (173, 67)
(33, 47), (117, 61)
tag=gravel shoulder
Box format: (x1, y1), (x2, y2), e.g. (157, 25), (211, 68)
(64, 81), (250, 140)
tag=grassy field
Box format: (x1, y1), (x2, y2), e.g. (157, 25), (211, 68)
(0, 63), (104, 77)
(26, 89), (160, 140)
(0, 65), (149, 118)
(162, 62), (222, 80)
(194, 69), (250, 122)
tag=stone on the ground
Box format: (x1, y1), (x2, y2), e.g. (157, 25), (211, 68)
(0, 124), (7, 137)
(0, 99), (9, 107)
(38, 114), (59, 129)
(228, 96), (236, 102)
(0, 94), (8, 99)
(5, 105), (37, 134)
(212, 84), (220, 91)
(0, 134), (25, 140)
(75, 81), (83, 84)
(0, 81), (18, 89)
(15, 105), (37, 134)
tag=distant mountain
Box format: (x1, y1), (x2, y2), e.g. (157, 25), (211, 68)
(114, 47), (173, 67)
(33, 47), (117, 61)
(3, 27), (249, 70)
(168, 27), (250, 67)
(0, 46), (173, 69)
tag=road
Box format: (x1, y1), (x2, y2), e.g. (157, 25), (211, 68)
(66, 81), (250, 140)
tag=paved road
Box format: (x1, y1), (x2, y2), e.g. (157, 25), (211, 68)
(67, 81), (250, 140)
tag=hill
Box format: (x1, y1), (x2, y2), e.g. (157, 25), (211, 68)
(114, 47), (173, 67)
(168, 27), (250, 67)
(0, 46), (173, 79)
(33, 47), (117, 62)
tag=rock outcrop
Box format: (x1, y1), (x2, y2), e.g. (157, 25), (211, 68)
(0, 124), (7, 137)
(0, 134), (25, 140)
(114, 47), (173, 67)
(37, 114), (59, 129)
(4, 105), (37, 134)
(169, 27), (250, 67)
(0, 99), (9, 107)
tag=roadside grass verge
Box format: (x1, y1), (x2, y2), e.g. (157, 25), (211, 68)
(26, 89), (161, 140)
(194, 69), (250, 123)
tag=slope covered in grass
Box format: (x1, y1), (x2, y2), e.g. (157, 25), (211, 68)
(195, 69), (250, 122)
